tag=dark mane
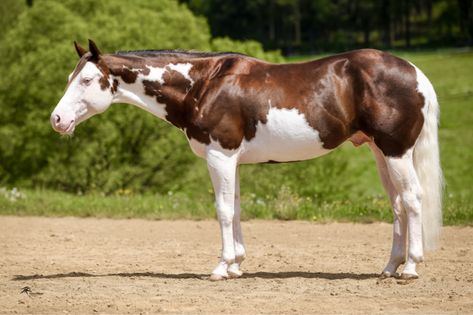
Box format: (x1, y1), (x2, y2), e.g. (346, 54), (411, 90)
(114, 49), (247, 58)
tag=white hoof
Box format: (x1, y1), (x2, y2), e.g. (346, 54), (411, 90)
(210, 261), (229, 281)
(209, 273), (228, 281)
(399, 272), (419, 280)
(227, 263), (243, 278)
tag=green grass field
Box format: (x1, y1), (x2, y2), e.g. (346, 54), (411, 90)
(1, 49), (472, 224)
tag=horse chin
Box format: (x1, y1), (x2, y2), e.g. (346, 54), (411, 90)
(57, 120), (76, 136)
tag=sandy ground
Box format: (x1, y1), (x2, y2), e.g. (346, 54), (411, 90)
(0, 217), (472, 314)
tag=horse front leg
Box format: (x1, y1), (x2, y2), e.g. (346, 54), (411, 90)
(227, 167), (246, 278)
(207, 147), (239, 281)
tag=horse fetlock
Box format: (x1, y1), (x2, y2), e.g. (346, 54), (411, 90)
(390, 253), (406, 265)
(227, 263), (243, 278)
(235, 254), (246, 264)
(221, 253), (236, 265)
(409, 253), (424, 263)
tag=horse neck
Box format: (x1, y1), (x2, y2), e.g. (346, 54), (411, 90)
(107, 54), (209, 123)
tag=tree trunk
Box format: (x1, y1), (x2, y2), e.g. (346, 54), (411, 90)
(457, 0), (473, 44)
(405, 0), (411, 48)
(363, 28), (370, 46)
(293, 0), (301, 49)
(381, 0), (392, 48)
(268, 0), (275, 42)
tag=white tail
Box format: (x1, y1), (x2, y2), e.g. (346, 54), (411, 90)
(413, 66), (443, 251)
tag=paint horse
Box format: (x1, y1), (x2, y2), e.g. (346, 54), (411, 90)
(51, 40), (442, 281)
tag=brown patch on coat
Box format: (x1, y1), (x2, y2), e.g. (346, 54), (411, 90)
(111, 79), (119, 94)
(75, 49), (426, 157)
(96, 59), (111, 90)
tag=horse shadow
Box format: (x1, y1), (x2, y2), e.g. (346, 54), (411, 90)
(12, 271), (379, 281)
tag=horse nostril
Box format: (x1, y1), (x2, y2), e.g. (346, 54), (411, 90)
(55, 115), (61, 125)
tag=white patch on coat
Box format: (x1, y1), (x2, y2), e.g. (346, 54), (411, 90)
(113, 62), (193, 120)
(144, 65), (167, 84)
(167, 63), (194, 86)
(239, 107), (331, 163)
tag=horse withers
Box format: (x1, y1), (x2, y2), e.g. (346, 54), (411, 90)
(51, 40), (442, 281)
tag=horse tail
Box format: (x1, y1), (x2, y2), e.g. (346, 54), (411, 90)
(412, 66), (443, 251)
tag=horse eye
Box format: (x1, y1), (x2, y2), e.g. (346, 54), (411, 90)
(82, 78), (93, 85)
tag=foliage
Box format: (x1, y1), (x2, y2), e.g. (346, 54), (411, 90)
(183, 0), (473, 53)
(0, 0), (26, 40)
(0, 0), (282, 194)
(0, 1), (471, 225)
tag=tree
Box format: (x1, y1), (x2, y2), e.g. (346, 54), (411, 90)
(0, 0), (281, 194)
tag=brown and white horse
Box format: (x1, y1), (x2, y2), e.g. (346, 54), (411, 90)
(51, 40), (442, 280)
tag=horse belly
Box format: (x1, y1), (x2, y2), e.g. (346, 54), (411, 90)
(239, 108), (331, 164)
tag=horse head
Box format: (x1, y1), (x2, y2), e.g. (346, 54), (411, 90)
(51, 40), (114, 135)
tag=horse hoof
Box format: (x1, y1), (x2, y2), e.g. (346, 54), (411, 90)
(400, 273), (418, 280)
(209, 273), (227, 281)
(379, 271), (393, 279)
(227, 265), (243, 278)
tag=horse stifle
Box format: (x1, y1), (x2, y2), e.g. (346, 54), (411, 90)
(51, 40), (442, 281)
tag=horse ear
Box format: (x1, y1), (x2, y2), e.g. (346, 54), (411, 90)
(74, 41), (87, 58)
(88, 39), (101, 60)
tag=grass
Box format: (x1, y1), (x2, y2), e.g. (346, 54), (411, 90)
(1, 48), (472, 224)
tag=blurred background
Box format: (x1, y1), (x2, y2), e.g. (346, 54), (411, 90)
(0, 0), (471, 223)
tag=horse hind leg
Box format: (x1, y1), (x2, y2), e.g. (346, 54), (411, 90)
(369, 143), (407, 278)
(384, 149), (423, 279)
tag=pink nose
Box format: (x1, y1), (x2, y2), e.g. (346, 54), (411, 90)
(50, 113), (74, 133)
(50, 114), (60, 128)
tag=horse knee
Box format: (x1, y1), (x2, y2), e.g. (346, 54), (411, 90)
(410, 253), (424, 263)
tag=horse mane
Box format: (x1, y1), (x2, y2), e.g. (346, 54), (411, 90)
(114, 49), (247, 59)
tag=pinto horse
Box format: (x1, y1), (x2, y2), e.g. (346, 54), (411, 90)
(51, 40), (442, 281)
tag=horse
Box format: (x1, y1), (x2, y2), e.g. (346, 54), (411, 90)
(51, 40), (442, 281)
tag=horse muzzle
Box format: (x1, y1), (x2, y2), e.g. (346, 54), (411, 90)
(50, 112), (76, 135)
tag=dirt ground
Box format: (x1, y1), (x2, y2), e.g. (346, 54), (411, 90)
(0, 217), (472, 314)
